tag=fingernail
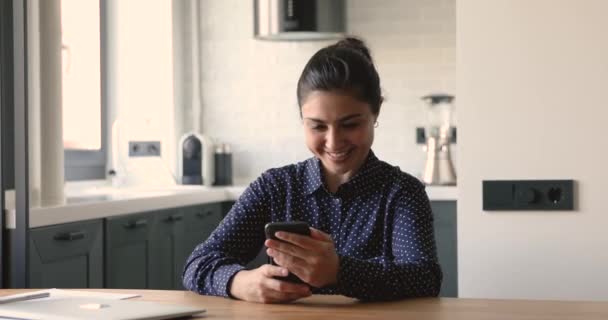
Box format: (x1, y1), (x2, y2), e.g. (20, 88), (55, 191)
(275, 232), (284, 238)
(281, 268), (288, 276)
(266, 248), (273, 256)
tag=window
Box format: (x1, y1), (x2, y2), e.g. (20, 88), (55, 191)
(61, 0), (106, 180)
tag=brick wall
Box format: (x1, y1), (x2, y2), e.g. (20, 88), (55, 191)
(176, 0), (455, 184)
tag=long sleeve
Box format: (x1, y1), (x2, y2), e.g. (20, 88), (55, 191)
(182, 173), (274, 297)
(333, 187), (442, 301)
(182, 153), (442, 302)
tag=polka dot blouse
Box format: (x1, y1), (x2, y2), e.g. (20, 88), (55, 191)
(182, 150), (442, 301)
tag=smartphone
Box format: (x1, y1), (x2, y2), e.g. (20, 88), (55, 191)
(264, 221), (311, 284)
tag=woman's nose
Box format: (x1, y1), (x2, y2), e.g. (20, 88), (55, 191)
(325, 127), (344, 150)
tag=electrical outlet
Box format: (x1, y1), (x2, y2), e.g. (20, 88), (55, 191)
(482, 180), (574, 211)
(129, 141), (161, 157)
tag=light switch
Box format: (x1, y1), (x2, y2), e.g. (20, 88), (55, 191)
(483, 180), (574, 211)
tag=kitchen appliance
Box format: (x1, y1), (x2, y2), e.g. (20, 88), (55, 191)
(178, 133), (214, 186)
(254, 0), (345, 41)
(421, 94), (457, 186)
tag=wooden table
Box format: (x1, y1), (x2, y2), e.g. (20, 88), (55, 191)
(1, 289), (608, 320)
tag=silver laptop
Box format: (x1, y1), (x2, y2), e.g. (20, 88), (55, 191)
(0, 297), (205, 320)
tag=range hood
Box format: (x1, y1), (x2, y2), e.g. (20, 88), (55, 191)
(254, 0), (345, 41)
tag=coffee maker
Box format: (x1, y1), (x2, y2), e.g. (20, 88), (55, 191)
(178, 133), (215, 186)
(421, 93), (457, 186)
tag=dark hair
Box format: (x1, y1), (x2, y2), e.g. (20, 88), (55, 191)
(297, 37), (383, 116)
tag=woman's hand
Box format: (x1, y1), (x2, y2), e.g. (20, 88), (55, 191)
(229, 264), (312, 304)
(265, 227), (339, 288)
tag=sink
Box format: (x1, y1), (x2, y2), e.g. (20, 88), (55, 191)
(66, 185), (207, 204)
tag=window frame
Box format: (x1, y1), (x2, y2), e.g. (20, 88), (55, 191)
(63, 0), (107, 181)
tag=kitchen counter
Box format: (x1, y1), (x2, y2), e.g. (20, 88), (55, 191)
(22, 184), (457, 228)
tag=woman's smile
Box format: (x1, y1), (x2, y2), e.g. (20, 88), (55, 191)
(325, 148), (354, 162)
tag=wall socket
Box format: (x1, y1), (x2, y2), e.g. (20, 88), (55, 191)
(482, 179), (574, 211)
(129, 141), (161, 157)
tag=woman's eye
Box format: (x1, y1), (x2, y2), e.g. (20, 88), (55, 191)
(342, 122), (360, 129)
(311, 125), (326, 131)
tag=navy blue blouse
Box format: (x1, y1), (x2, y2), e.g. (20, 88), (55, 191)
(182, 151), (442, 301)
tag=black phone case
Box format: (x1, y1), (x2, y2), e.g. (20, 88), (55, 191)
(264, 222), (311, 284)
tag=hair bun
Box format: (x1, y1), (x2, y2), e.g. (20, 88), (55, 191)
(335, 37), (373, 62)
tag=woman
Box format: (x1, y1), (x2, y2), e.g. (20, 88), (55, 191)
(183, 37), (442, 303)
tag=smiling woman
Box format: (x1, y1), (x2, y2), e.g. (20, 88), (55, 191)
(183, 37), (442, 304)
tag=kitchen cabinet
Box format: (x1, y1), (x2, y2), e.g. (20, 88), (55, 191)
(182, 203), (223, 280)
(105, 203), (225, 290)
(150, 209), (187, 290)
(220, 201), (235, 218)
(29, 219), (103, 288)
(431, 201), (458, 297)
(27, 199), (457, 294)
(26, 201), (228, 289)
(105, 212), (153, 289)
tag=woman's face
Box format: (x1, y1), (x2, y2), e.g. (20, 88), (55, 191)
(301, 91), (377, 180)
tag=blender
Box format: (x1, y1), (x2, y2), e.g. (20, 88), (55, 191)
(421, 93), (457, 186)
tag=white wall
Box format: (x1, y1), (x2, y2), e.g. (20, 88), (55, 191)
(105, 0), (177, 187)
(458, 0), (608, 300)
(175, 0), (455, 183)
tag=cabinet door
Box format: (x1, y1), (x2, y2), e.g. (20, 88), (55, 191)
(182, 203), (223, 271)
(105, 213), (152, 289)
(220, 201), (235, 218)
(29, 220), (103, 288)
(431, 201), (458, 297)
(150, 209), (185, 290)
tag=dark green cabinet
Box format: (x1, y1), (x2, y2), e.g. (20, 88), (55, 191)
(29, 219), (103, 288)
(151, 209), (186, 290)
(27, 200), (458, 294)
(105, 203), (224, 290)
(182, 203), (223, 275)
(431, 201), (458, 297)
(105, 212), (153, 289)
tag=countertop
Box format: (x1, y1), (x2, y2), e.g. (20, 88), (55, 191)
(18, 184), (457, 228)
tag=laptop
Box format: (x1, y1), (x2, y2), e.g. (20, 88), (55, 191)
(0, 297), (206, 320)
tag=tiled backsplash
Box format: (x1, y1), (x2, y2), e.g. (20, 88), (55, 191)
(174, 0), (456, 184)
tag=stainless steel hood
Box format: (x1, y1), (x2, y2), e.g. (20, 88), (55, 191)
(254, 0), (345, 41)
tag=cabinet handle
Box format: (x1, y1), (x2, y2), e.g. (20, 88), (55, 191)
(196, 211), (213, 218)
(54, 231), (85, 241)
(165, 214), (183, 222)
(123, 219), (148, 229)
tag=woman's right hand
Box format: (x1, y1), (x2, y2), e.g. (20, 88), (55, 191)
(229, 264), (312, 303)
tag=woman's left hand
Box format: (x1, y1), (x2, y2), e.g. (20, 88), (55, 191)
(265, 227), (339, 288)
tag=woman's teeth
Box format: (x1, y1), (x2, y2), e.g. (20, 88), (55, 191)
(327, 150), (351, 161)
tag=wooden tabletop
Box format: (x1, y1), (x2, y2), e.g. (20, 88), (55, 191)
(1, 289), (608, 320)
